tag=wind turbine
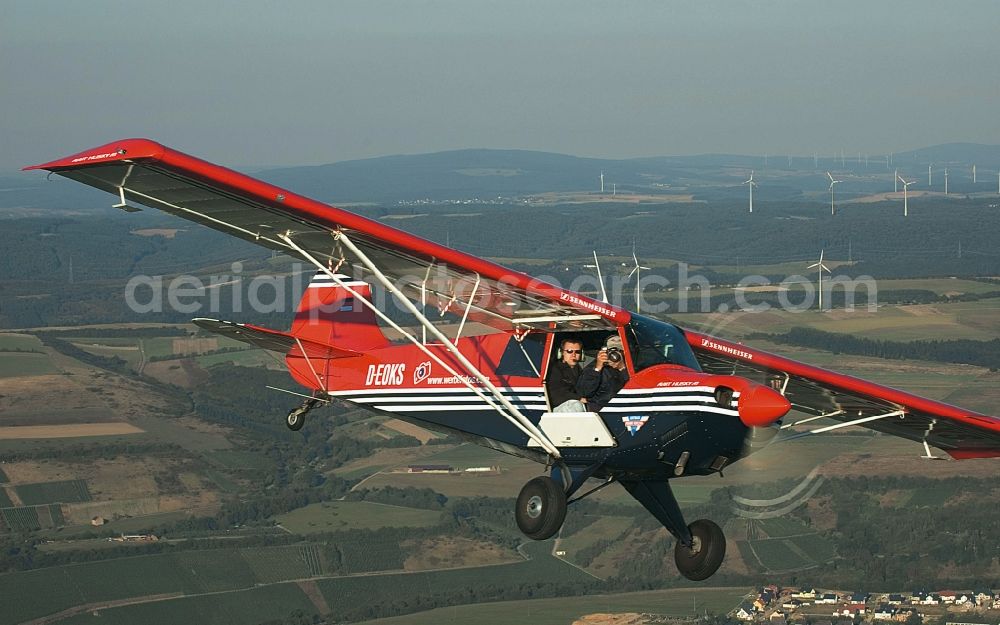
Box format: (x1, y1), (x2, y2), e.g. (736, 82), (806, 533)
(627, 242), (652, 314)
(945, 168), (949, 194)
(894, 169), (898, 193)
(973, 164), (977, 184)
(600, 171), (605, 193)
(928, 164), (932, 187)
(807, 250), (831, 311)
(898, 174), (915, 217)
(743, 170), (757, 213)
(584, 251), (609, 303)
(827, 172), (842, 215)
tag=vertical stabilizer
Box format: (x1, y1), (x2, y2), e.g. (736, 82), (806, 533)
(291, 272), (389, 352)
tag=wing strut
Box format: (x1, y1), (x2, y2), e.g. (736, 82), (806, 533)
(780, 410), (905, 441)
(278, 231), (562, 460)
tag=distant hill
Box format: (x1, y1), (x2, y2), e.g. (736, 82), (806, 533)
(6, 142), (998, 211)
(257, 143), (1000, 203)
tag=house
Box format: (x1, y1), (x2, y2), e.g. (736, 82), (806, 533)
(939, 591), (957, 604)
(921, 594), (940, 606)
(893, 609), (918, 622)
(734, 603), (755, 621)
(844, 603), (867, 616)
(90, 516), (108, 526)
(872, 605), (895, 620)
(793, 589), (818, 600)
(973, 591), (993, 606)
(816, 594), (839, 605)
(887, 594), (905, 605)
(782, 599), (803, 610)
(849, 592), (868, 604)
(768, 609), (786, 623)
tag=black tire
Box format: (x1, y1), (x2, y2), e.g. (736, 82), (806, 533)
(674, 519), (726, 581)
(286, 409), (305, 431)
(515, 476), (567, 540)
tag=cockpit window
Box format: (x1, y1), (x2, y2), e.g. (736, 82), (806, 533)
(624, 314), (702, 373)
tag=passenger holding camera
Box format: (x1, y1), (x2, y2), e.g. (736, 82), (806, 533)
(577, 335), (629, 412)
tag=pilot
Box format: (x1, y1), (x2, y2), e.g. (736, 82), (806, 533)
(577, 335), (629, 412)
(546, 338), (587, 412)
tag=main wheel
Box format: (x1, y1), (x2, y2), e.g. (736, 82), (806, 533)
(674, 519), (726, 581)
(515, 476), (567, 540)
(285, 408), (306, 431)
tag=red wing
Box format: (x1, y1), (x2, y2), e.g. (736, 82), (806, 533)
(26, 139), (627, 333)
(686, 330), (1000, 459)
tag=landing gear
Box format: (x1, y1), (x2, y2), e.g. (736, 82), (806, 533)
(515, 476), (567, 540)
(674, 519), (726, 581)
(286, 397), (321, 431)
(619, 479), (727, 581)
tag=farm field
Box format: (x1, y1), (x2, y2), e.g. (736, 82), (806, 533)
(276, 500), (443, 534)
(0, 351), (58, 377)
(0, 546), (330, 625)
(58, 582), (318, 625)
(316, 541), (594, 621)
(681, 297), (1000, 342)
(0, 423), (145, 439)
(558, 515), (631, 565)
(15, 479), (91, 505)
(353, 586), (752, 625)
(0, 333), (45, 350)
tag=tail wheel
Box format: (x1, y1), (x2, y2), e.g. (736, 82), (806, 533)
(674, 519), (726, 581)
(286, 408), (306, 431)
(515, 476), (567, 540)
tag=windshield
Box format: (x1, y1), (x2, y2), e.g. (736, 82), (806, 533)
(624, 314), (702, 372)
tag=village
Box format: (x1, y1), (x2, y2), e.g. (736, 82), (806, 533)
(733, 587), (1000, 624)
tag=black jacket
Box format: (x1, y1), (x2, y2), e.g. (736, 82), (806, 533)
(545, 360), (583, 407)
(576, 364), (628, 411)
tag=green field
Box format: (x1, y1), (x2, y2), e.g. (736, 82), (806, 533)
(558, 515), (630, 567)
(354, 587), (752, 625)
(682, 297), (1000, 342)
(746, 538), (813, 572)
(0, 467), (7, 483)
(0, 351), (58, 377)
(907, 483), (956, 507)
(317, 541), (594, 622)
(59, 583), (318, 625)
(756, 516), (813, 538)
(0, 547), (328, 625)
(0, 488), (12, 507)
(240, 544), (324, 583)
(1, 506), (39, 531)
(73, 343), (142, 370)
(276, 501), (443, 534)
(0, 333), (45, 351)
(15, 479), (91, 506)
(787, 534), (837, 563)
(196, 349), (272, 368)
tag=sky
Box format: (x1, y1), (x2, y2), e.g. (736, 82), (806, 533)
(3, 1), (1000, 172)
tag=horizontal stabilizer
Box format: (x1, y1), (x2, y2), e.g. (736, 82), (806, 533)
(192, 318), (361, 359)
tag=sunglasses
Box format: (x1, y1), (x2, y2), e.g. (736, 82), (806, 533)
(563, 349), (582, 354)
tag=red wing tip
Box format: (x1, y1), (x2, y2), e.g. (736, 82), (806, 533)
(23, 138), (165, 171)
(946, 448), (1000, 460)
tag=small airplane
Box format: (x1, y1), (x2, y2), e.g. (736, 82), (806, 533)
(26, 140), (1000, 581)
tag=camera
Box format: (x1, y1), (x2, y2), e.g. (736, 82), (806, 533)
(604, 347), (623, 364)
